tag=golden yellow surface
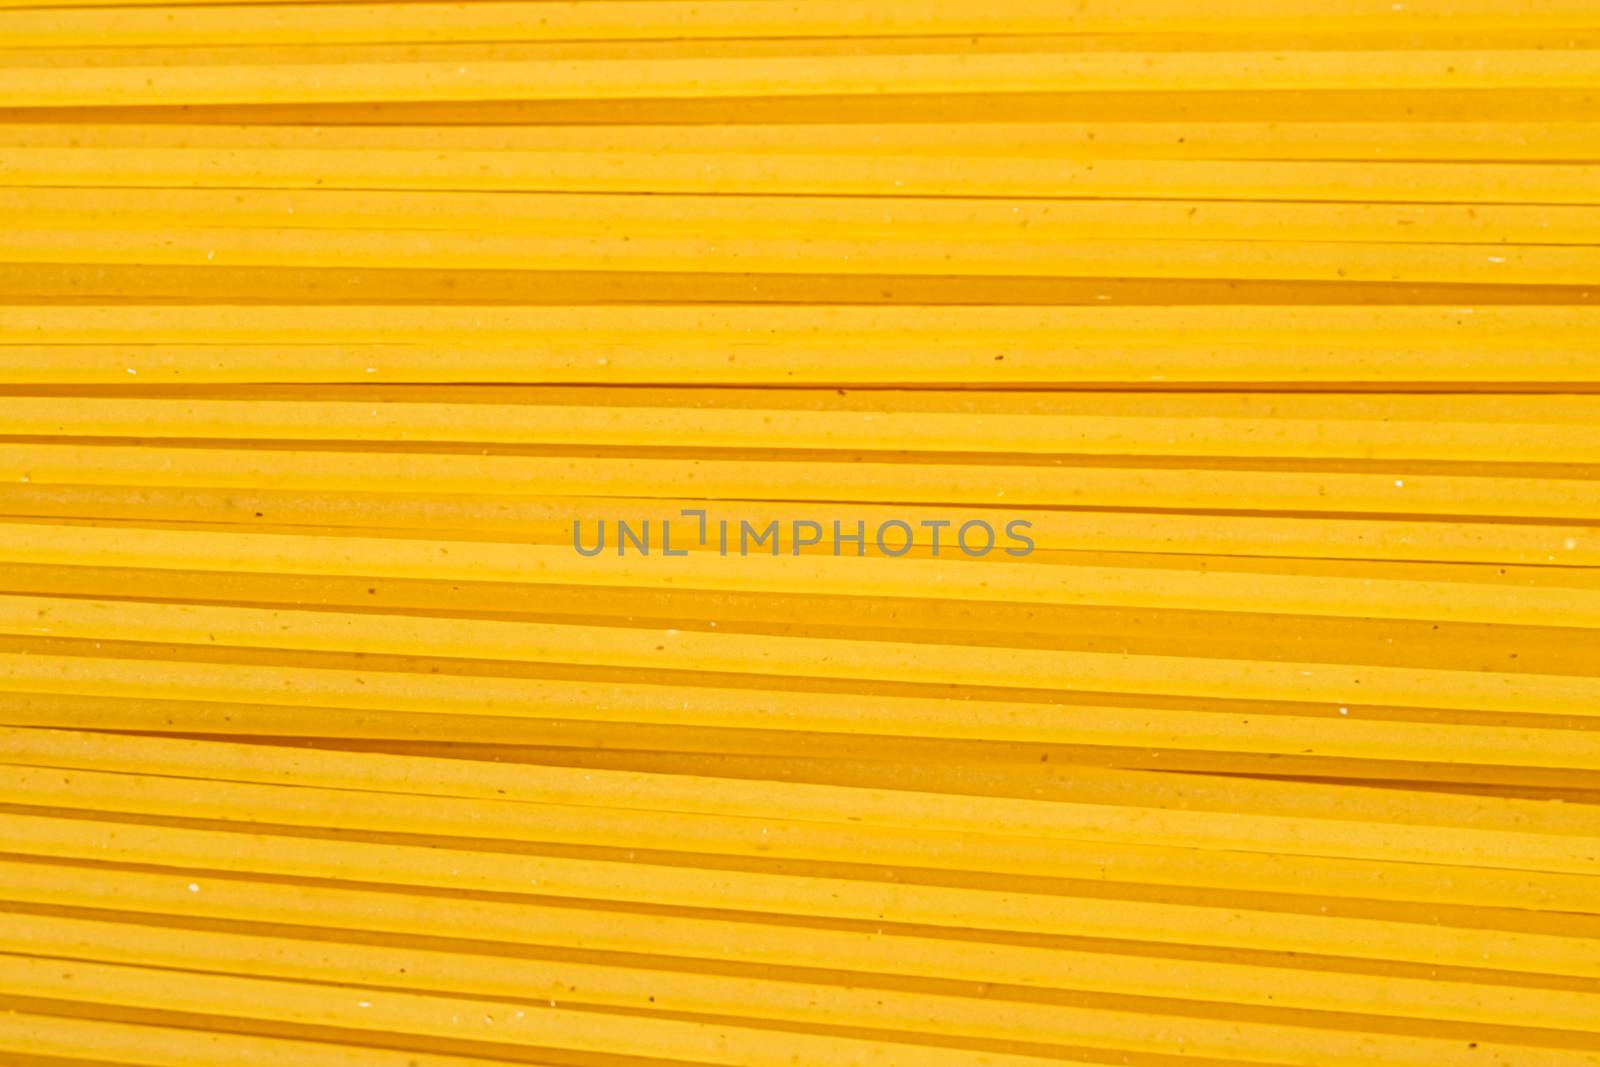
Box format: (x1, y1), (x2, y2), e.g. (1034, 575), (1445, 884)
(0, 2), (1597, 1064)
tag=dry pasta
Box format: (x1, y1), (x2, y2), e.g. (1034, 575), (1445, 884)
(0, 2), (1597, 1065)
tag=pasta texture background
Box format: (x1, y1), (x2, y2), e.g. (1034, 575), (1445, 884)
(0, 2), (1598, 1065)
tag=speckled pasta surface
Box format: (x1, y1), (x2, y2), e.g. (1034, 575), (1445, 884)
(0, 4), (1598, 1065)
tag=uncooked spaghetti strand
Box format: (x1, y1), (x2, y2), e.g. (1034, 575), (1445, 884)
(9, 395), (1600, 463)
(0, 487), (1591, 568)
(3, 0), (1600, 46)
(4, 146), (1600, 202)
(4, 123), (1600, 163)
(4, 225), (1598, 286)
(5, 443), (1598, 520)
